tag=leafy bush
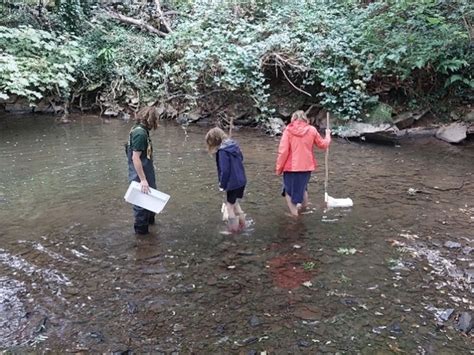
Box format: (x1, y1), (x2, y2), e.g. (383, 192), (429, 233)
(0, 25), (85, 101)
(76, 19), (162, 105)
(1, 0), (472, 123)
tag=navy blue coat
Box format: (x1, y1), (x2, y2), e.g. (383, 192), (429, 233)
(216, 139), (247, 191)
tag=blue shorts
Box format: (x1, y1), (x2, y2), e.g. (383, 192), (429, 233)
(282, 172), (311, 204)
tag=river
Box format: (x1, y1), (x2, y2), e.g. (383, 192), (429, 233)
(0, 114), (472, 352)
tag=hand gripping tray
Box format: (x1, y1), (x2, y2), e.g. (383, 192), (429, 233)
(124, 181), (170, 214)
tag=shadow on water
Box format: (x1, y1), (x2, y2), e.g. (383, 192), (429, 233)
(0, 114), (473, 352)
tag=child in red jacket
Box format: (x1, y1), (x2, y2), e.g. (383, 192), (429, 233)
(276, 111), (331, 216)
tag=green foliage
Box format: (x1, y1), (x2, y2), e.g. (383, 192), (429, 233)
(1, 0), (472, 122)
(53, 0), (89, 33)
(76, 20), (162, 103)
(302, 261), (316, 271)
(0, 25), (85, 101)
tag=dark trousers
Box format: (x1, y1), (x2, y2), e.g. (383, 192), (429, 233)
(133, 206), (155, 234)
(127, 150), (157, 234)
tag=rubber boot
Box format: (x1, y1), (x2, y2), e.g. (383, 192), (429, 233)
(134, 224), (149, 235)
(227, 217), (240, 233)
(148, 213), (155, 225)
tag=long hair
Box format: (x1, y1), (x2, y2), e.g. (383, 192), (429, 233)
(291, 110), (309, 123)
(135, 106), (159, 130)
(205, 127), (227, 153)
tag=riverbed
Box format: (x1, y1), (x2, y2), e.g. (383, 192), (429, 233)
(0, 114), (472, 352)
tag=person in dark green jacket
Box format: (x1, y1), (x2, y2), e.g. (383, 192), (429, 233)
(126, 108), (159, 235)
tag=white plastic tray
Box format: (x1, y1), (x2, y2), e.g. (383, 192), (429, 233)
(124, 181), (170, 214)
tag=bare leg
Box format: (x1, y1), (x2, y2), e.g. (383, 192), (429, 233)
(225, 202), (236, 219)
(225, 202), (240, 232)
(303, 191), (309, 207)
(299, 191), (309, 212)
(285, 194), (299, 217)
(235, 201), (246, 229)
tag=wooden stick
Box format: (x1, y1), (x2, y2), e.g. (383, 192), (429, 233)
(324, 112), (330, 195)
(281, 69), (312, 97)
(106, 10), (167, 37)
(154, 0), (173, 33)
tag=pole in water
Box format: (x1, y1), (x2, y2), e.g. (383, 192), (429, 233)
(324, 112), (353, 208)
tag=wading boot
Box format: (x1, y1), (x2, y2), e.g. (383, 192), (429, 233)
(134, 224), (149, 235)
(148, 214), (155, 225)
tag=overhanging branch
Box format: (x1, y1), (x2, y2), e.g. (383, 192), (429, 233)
(106, 10), (167, 37)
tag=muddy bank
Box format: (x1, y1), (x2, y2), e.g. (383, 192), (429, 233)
(0, 115), (472, 352)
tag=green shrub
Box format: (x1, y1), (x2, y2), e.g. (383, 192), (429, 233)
(1, 0), (472, 122)
(0, 25), (85, 101)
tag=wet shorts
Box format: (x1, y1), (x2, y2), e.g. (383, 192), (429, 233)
(226, 186), (245, 204)
(282, 172), (311, 204)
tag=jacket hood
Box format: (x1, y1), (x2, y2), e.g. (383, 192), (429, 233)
(286, 120), (311, 137)
(219, 139), (241, 156)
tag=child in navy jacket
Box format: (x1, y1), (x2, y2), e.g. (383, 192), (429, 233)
(205, 127), (247, 232)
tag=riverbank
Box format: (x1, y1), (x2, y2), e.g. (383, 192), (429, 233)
(2, 101), (473, 146)
(1, 1), (472, 143)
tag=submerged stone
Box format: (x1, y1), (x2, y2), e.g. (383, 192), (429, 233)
(389, 322), (403, 334)
(294, 305), (320, 320)
(112, 349), (133, 355)
(297, 340), (311, 347)
(439, 308), (454, 322)
(444, 241), (461, 249)
(462, 246), (473, 255)
(341, 298), (358, 306)
(249, 315), (261, 327)
(465, 269), (474, 283)
(215, 324), (225, 335)
(456, 312), (474, 334)
(127, 301), (138, 314)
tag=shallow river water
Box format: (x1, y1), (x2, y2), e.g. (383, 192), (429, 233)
(0, 115), (473, 353)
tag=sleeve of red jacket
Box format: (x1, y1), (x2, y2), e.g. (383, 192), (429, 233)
(275, 129), (290, 175)
(313, 127), (331, 149)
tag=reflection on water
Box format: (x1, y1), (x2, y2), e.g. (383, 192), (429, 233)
(0, 114), (473, 352)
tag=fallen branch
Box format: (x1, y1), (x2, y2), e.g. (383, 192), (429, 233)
(281, 69), (312, 97)
(420, 180), (467, 192)
(106, 10), (167, 37)
(154, 0), (173, 33)
(164, 89), (225, 102)
(163, 10), (180, 16)
(260, 52), (309, 72)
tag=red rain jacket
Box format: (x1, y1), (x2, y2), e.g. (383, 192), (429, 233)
(275, 120), (330, 175)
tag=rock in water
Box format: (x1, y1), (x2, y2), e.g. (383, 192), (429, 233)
(297, 340), (311, 347)
(389, 322), (403, 334)
(465, 269), (474, 284)
(439, 309), (454, 322)
(249, 315), (261, 327)
(456, 312), (474, 334)
(444, 241), (461, 249)
(265, 117), (285, 136)
(435, 123), (467, 143)
(338, 122), (396, 138)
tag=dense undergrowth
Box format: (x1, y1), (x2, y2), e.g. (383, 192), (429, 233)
(0, 0), (473, 125)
